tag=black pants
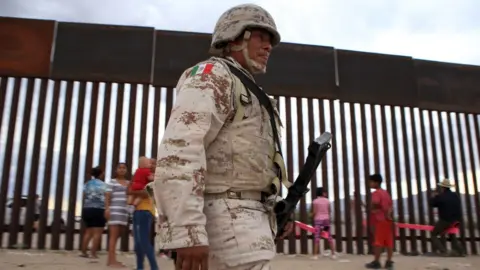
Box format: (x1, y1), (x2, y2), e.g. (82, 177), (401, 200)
(431, 219), (464, 254)
(82, 208), (106, 228)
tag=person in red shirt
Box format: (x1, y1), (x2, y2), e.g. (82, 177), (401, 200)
(365, 174), (394, 270)
(128, 156), (153, 206)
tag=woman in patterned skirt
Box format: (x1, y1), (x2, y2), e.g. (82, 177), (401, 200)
(105, 162), (130, 267)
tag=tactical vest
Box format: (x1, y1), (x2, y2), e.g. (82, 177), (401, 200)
(204, 58), (291, 196)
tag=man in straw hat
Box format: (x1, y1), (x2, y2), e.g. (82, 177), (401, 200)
(430, 179), (465, 256)
(152, 3), (294, 269)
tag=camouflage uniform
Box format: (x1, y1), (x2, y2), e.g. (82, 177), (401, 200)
(152, 4), (287, 270)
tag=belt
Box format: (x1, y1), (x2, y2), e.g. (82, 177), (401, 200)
(204, 191), (267, 203)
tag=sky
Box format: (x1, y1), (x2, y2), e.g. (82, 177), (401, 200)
(1, 0), (479, 65)
(0, 0), (479, 217)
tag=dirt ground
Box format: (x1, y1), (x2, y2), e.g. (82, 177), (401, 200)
(0, 249), (477, 270)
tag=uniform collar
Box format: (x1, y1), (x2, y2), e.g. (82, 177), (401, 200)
(215, 56), (256, 81)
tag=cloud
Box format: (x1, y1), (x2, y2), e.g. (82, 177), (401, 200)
(1, 0), (479, 65)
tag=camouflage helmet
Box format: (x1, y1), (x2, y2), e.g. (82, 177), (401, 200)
(210, 4), (281, 54)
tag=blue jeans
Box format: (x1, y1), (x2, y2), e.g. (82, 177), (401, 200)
(133, 210), (159, 270)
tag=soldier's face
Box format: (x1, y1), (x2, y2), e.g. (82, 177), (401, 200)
(247, 29), (273, 66)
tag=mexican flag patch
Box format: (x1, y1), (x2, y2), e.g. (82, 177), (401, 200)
(190, 63), (213, 76)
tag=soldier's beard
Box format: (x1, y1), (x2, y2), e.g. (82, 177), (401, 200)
(242, 48), (267, 74)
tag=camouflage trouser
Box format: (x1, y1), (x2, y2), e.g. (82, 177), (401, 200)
(204, 197), (276, 270)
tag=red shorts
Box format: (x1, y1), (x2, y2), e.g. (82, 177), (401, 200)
(373, 220), (394, 248)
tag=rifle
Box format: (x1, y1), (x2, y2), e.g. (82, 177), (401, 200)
(274, 131), (332, 237)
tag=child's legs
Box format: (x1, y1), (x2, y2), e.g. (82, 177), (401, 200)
(318, 219), (335, 254)
(107, 225), (121, 264)
(373, 220), (394, 261)
(91, 227), (103, 257)
(313, 220), (322, 255)
(327, 235), (335, 254)
(81, 228), (93, 255)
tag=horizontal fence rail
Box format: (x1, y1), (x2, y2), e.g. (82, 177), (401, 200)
(0, 16), (479, 255)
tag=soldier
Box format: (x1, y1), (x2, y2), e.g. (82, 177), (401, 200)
(152, 4), (294, 270)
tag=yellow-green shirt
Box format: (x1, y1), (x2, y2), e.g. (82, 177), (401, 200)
(135, 196), (155, 216)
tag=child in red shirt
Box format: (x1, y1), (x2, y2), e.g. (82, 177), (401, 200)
(366, 174), (394, 270)
(128, 156), (153, 206)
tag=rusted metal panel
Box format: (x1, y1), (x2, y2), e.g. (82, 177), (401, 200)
(295, 98), (308, 254)
(257, 44), (337, 99)
(139, 85), (150, 156)
(400, 108), (418, 252)
(426, 111), (445, 249)
(284, 98), (296, 254)
(455, 113), (477, 254)
(410, 108), (428, 253)
(274, 96), (284, 254)
(125, 84), (137, 183)
(23, 79), (49, 248)
(420, 110), (436, 252)
(99, 83), (113, 168)
(112, 84), (126, 167)
(350, 103), (364, 254)
(337, 50), (418, 107)
(415, 60), (480, 114)
(8, 78), (36, 247)
(37, 81), (61, 249)
(390, 106), (407, 253)
(361, 105), (373, 254)
(306, 98), (317, 253)
(151, 87), (162, 160)
(165, 88), (174, 125)
(371, 105), (381, 174)
(340, 102), (353, 253)
(465, 114), (480, 239)
(109, 81), (124, 247)
(51, 81), (74, 250)
(0, 78), (8, 127)
(51, 23), (155, 83)
(318, 100), (328, 197)
(436, 112), (453, 247)
(96, 82), (112, 251)
(153, 31), (211, 87)
(379, 106), (394, 252)
(329, 100), (341, 253)
(120, 82), (135, 247)
(0, 78), (22, 247)
(78, 82), (100, 250)
(446, 114), (467, 249)
(318, 100), (329, 250)
(0, 17), (55, 78)
(65, 82), (88, 250)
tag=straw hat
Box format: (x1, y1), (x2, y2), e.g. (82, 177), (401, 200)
(437, 179), (455, 188)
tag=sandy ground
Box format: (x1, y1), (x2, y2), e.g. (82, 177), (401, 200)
(2, 232), (479, 270)
(0, 249), (477, 270)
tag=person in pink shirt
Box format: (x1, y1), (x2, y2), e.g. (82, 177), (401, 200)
(311, 187), (336, 259)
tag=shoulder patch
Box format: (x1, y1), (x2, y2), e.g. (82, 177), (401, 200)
(189, 63), (214, 77)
